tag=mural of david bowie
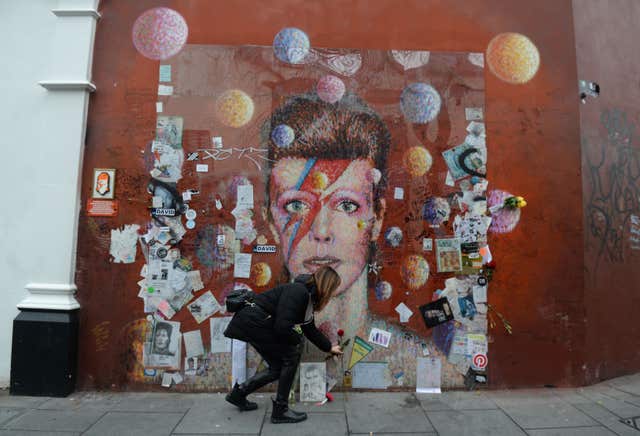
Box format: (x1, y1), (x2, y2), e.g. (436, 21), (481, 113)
(260, 93), (428, 382)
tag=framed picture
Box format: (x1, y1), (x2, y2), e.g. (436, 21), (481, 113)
(92, 168), (116, 199)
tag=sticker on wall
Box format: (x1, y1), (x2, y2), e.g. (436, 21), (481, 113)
(87, 199), (118, 217)
(368, 327), (391, 348)
(435, 238), (462, 272)
(419, 297), (454, 328)
(92, 168), (116, 199)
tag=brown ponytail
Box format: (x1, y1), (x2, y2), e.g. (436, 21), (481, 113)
(312, 266), (341, 311)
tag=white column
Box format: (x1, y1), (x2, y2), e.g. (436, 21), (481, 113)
(18, 0), (100, 311)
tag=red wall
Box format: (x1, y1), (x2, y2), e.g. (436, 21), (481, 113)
(78, 0), (586, 389)
(574, 0), (640, 384)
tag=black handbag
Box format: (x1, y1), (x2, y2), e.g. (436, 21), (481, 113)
(225, 288), (256, 313)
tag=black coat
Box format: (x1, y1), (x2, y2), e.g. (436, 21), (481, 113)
(224, 275), (332, 353)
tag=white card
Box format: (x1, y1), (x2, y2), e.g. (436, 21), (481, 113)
(182, 191), (192, 201)
(395, 302), (413, 323)
(156, 102), (163, 113)
(422, 238), (433, 251)
(445, 171), (455, 187)
(183, 330), (205, 358)
(394, 187), (404, 200)
(158, 85), (173, 96)
(196, 164), (209, 173)
(152, 196), (163, 208)
(472, 285), (487, 304)
(416, 357), (441, 393)
(368, 327), (391, 348)
(161, 372), (173, 387)
(212, 136), (223, 148)
(237, 184), (254, 210)
(172, 372), (183, 384)
(233, 253), (252, 278)
(465, 107), (483, 121)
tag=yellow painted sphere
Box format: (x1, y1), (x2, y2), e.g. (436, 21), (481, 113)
(401, 255), (430, 290)
(486, 33), (540, 84)
(403, 146), (433, 177)
(215, 89), (254, 127)
(312, 171), (329, 190)
(251, 262), (272, 287)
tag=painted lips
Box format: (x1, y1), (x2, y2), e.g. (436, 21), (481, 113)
(303, 256), (341, 272)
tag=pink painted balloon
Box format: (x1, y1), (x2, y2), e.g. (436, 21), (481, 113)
(487, 189), (521, 233)
(132, 7), (188, 60)
(316, 75), (346, 103)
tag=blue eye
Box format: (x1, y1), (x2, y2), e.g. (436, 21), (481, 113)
(336, 200), (359, 214)
(284, 200), (309, 214)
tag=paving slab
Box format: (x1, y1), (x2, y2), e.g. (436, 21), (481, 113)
(574, 402), (640, 436)
(110, 393), (195, 413)
(345, 393), (434, 434)
(0, 431), (80, 436)
(4, 409), (104, 432)
(37, 392), (122, 411)
(606, 373), (640, 396)
(0, 409), (23, 427)
(574, 386), (640, 418)
(526, 426), (616, 435)
(261, 411), (347, 436)
(0, 394), (49, 409)
(427, 409), (526, 436)
(417, 391), (498, 410)
(497, 401), (598, 429)
(172, 394), (266, 434)
(265, 393), (346, 413)
(84, 411), (183, 436)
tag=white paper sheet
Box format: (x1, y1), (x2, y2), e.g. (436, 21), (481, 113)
(158, 84), (173, 95)
(187, 291), (221, 324)
(196, 164), (209, 172)
(234, 253), (252, 278)
(300, 362), (327, 401)
(393, 187), (404, 200)
(395, 302), (413, 323)
(416, 357), (441, 393)
(210, 316), (233, 353)
(183, 330), (205, 358)
(232, 339), (247, 386)
(110, 224), (140, 264)
(236, 184), (254, 210)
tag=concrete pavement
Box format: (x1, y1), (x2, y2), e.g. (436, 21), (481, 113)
(1, 373), (640, 435)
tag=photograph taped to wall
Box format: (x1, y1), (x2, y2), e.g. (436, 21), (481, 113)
(92, 168), (116, 199)
(184, 356), (197, 376)
(300, 362), (326, 402)
(144, 318), (181, 369)
(436, 238), (463, 272)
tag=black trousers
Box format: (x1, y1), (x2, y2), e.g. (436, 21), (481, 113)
(226, 305), (302, 402)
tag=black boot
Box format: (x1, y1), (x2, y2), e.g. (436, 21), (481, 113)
(225, 367), (281, 411)
(271, 398), (307, 424)
(226, 382), (258, 411)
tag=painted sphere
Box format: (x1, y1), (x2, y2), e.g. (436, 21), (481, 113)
(422, 197), (451, 226)
(316, 75), (346, 104)
(487, 189), (521, 233)
(273, 27), (310, 64)
(215, 89), (254, 128)
(271, 124), (295, 148)
(375, 281), (393, 301)
(486, 33), (540, 84)
(384, 226), (403, 247)
(401, 255), (430, 290)
(251, 262), (272, 287)
(132, 7), (188, 60)
(400, 83), (441, 123)
(403, 146), (433, 177)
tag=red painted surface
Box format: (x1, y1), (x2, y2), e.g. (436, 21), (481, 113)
(77, 0), (586, 390)
(573, 0), (640, 384)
